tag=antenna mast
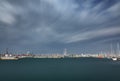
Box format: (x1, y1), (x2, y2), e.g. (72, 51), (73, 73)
(110, 44), (113, 54)
(6, 48), (9, 54)
(117, 43), (120, 56)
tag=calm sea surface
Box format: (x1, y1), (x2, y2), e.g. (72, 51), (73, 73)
(0, 58), (120, 81)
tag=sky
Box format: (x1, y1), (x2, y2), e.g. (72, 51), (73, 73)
(0, 0), (120, 54)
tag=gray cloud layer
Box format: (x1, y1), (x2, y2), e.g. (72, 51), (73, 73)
(0, 0), (120, 53)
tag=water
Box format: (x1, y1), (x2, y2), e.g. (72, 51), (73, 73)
(0, 58), (120, 81)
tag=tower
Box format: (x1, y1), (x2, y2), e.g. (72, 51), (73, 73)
(64, 48), (67, 56)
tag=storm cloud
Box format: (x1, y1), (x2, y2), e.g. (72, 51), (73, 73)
(0, 0), (120, 54)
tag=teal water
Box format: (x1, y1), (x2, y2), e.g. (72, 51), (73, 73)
(0, 58), (120, 81)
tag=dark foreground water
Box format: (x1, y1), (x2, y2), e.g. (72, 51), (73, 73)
(0, 58), (120, 81)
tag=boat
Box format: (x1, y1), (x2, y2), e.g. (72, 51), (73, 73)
(112, 57), (117, 61)
(0, 54), (18, 60)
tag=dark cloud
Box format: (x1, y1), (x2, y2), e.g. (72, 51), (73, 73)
(0, 0), (120, 54)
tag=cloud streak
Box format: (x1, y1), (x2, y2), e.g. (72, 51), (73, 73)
(0, 0), (120, 53)
(62, 27), (120, 43)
